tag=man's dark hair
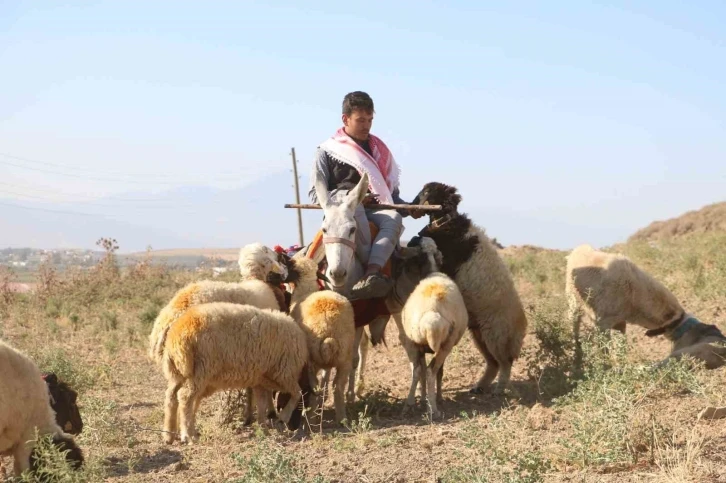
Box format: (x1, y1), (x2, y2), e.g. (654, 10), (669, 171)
(342, 91), (375, 116)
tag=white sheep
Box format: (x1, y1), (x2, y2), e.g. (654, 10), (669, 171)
(566, 244), (726, 370)
(148, 278), (281, 366)
(0, 339), (84, 477)
(394, 238), (468, 418)
(162, 302), (310, 444)
(286, 257), (356, 424)
(566, 243), (685, 339)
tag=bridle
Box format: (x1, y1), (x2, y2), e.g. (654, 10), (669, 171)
(322, 236), (356, 250)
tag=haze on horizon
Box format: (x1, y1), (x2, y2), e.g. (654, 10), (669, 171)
(1, 1), (725, 253)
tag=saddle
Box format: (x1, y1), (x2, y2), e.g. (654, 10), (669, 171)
(299, 222), (392, 328)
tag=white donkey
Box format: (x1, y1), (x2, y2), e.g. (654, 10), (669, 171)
(312, 172), (433, 404)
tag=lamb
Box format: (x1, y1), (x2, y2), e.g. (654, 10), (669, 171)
(162, 302), (310, 444)
(0, 340), (84, 477)
(394, 237), (468, 418)
(286, 257), (356, 424)
(411, 182), (529, 394)
(566, 244), (726, 369)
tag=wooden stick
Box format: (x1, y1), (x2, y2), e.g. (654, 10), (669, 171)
(284, 203), (443, 212)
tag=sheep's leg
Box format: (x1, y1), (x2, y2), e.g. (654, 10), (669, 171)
(493, 360), (512, 395)
(347, 326), (364, 404)
(163, 381), (182, 444)
(468, 326), (499, 394)
(12, 433), (32, 477)
(418, 352), (431, 414)
(404, 361), (421, 411)
(334, 363), (352, 424)
(253, 388), (273, 426)
(427, 353), (449, 419)
(177, 381), (201, 444)
(355, 329), (370, 398)
(436, 365), (444, 405)
(242, 388), (255, 426)
(277, 383), (302, 425)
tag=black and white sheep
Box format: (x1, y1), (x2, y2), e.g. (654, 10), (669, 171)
(411, 182), (529, 394)
(0, 340), (84, 477)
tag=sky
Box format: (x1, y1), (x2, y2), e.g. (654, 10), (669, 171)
(1, 1), (725, 251)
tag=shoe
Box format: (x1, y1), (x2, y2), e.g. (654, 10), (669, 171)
(349, 272), (393, 300)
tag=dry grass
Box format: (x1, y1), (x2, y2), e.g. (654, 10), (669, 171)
(1, 233), (725, 482)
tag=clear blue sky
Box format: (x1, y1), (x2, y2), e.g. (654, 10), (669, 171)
(1, 1), (725, 250)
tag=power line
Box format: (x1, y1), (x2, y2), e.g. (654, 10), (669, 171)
(0, 188), (199, 209)
(0, 181), (172, 202)
(0, 199), (204, 217)
(0, 152), (277, 185)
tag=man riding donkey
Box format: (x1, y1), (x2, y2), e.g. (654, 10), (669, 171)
(309, 91), (422, 300)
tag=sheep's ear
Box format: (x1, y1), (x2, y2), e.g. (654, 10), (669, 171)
(347, 172), (369, 208)
(398, 246), (423, 259)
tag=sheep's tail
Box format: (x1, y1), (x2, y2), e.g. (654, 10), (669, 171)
(421, 312), (449, 354)
(162, 331), (195, 380)
(153, 322), (174, 364)
(319, 337), (340, 366)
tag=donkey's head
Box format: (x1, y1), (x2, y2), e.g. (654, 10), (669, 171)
(315, 172), (369, 291)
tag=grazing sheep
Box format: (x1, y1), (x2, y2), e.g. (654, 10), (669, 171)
(395, 237), (468, 418)
(42, 373), (83, 435)
(148, 279), (280, 366)
(0, 340), (84, 477)
(162, 302), (309, 444)
(286, 257), (356, 424)
(411, 182), (528, 394)
(566, 244), (726, 370)
(566, 243), (684, 338)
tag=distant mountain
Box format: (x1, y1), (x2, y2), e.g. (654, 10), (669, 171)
(628, 201), (726, 242)
(1, 170), (327, 252)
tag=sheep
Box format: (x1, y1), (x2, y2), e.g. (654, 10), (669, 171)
(148, 279), (281, 366)
(286, 257), (356, 424)
(162, 302), (310, 444)
(394, 237), (468, 418)
(239, 242), (290, 312)
(0, 340), (84, 477)
(566, 244), (726, 370)
(566, 243), (684, 338)
(411, 182), (529, 394)
(42, 373), (83, 436)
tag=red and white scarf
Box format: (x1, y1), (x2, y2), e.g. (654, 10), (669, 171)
(319, 127), (401, 205)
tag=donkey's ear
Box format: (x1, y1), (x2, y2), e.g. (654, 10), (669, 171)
(347, 172), (370, 208)
(314, 177), (330, 210)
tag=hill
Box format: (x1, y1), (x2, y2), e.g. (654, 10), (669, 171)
(628, 201), (726, 242)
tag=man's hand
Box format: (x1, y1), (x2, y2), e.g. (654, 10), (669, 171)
(409, 209), (424, 219)
(362, 193), (380, 205)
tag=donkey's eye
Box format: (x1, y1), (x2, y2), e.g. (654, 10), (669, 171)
(349, 227), (356, 236)
(322, 228), (327, 234)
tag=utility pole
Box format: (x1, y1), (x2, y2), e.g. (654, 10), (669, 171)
(290, 147), (304, 247)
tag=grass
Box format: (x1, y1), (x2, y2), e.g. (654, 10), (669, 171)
(1, 233), (725, 481)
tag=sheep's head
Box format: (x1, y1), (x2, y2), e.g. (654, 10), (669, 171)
(397, 237), (442, 278)
(284, 257), (327, 287)
(30, 432), (84, 474)
(238, 243), (288, 281)
(43, 373), (84, 435)
(411, 182), (462, 215)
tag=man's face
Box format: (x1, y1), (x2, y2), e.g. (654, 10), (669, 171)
(343, 109), (374, 141)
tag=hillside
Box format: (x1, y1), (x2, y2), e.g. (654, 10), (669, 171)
(628, 201), (726, 242)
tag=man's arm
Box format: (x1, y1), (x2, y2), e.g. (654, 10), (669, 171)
(391, 187), (411, 218)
